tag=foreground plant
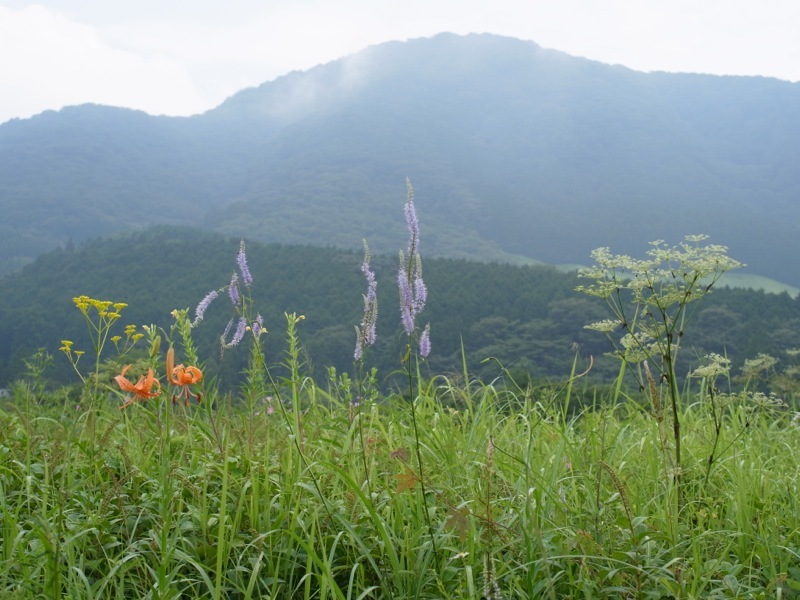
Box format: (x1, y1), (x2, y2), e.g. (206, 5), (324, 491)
(354, 239), (378, 362)
(577, 235), (743, 515)
(398, 179), (430, 359)
(59, 296), (144, 392)
(396, 178), (439, 570)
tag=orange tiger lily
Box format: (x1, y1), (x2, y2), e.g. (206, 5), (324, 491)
(114, 365), (161, 409)
(166, 347), (203, 406)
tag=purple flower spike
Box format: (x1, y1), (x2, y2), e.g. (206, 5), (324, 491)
(354, 335), (364, 361)
(419, 324), (431, 358)
(220, 317), (234, 346)
(228, 272), (240, 305)
(193, 289), (218, 326)
(397, 180), (429, 349)
(398, 267), (416, 334)
(405, 200), (419, 256)
(237, 240), (253, 286)
(413, 270), (427, 313)
(226, 316), (247, 348)
(220, 317), (247, 352)
(355, 241), (378, 360)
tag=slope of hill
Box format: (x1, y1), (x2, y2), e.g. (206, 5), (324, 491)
(0, 228), (599, 388)
(1, 33), (798, 283)
(1, 228), (799, 392)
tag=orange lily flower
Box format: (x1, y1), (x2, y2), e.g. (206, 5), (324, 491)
(114, 365), (161, 409)
(166, 347), (203, 406)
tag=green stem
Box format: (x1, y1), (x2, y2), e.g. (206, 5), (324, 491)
(406, 347), (439, 573)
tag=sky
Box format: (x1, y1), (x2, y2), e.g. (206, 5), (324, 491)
(1, 0), (798, 124)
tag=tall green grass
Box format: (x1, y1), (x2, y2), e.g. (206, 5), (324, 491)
(2, 374), (799, 598)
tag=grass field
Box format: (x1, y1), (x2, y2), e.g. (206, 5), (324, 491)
(2, 368), (799, 599)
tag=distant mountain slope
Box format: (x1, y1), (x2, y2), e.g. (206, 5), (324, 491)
(2, 227), (798, 391)
(1, 33), (798, 282)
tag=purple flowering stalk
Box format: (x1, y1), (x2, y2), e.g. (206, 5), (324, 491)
(355, 241), (378, 361)
(237, 240), (253, 287)
(192, 240), (265, 359)
(192, 289), (219, 326)
(398, 178), (431, 357)
(220, 317), (234, 345)
(404, 180), (419, 257)
(222, 315), (248, 349)
(398, 178), (437, 568)
(228, 272), (241, 306)
(419, 323), (431, 358)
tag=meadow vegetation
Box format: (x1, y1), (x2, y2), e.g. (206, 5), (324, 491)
(2, 187), (800, 598)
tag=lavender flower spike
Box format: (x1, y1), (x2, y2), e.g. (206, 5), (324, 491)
(193, 289), (219, 326)
(228, 272), (240, 306)
(413, 262), (427, 313)
(220, 317), (234, 348)
(419, 323), (431, 358)
(354, 331), (364, 361)
(237, 240), (253, 286)
(404, 178), (419, 257)
(362, 246), (378, 344)
(225, 316), (248, 348)
(398, 265), (416, 334)
(398, 179), (427, 338)
(355, 240), (378, 360)
(219, 315), (247, 355)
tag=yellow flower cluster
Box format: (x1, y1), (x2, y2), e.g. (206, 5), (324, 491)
(59, 339), (85, 358)
(62, 296), (143, 384)
(72, 296), (128, 318)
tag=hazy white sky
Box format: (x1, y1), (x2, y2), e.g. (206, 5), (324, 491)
(1, 1), (798, 124)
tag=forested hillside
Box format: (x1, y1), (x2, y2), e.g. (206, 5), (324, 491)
(1, 228), (798, 394)
(1, 33), (799, 284)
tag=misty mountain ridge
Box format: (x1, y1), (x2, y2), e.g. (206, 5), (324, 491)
(1, 32), (798, 285)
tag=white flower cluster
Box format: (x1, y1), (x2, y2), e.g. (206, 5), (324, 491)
(583, 319), (622, 333)
(741, 353), (779, 379)
(577, 235), (743, 371)
(689, 353), (732, 380)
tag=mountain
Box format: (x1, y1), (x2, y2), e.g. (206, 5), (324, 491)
(1, 33), (799, 282)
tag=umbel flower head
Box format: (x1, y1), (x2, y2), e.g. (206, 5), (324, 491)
(397, 178), (431, 358)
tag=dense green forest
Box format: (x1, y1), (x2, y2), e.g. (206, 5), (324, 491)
(2, 227), (799, 399)
(2, 33), (799, 284)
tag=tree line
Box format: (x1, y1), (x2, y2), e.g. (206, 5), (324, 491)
(1, 226), (798, 398)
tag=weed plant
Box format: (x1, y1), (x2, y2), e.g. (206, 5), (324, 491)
(1, 196), (799, 598)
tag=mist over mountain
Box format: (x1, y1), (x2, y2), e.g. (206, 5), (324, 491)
(1, 33), (798, 282)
